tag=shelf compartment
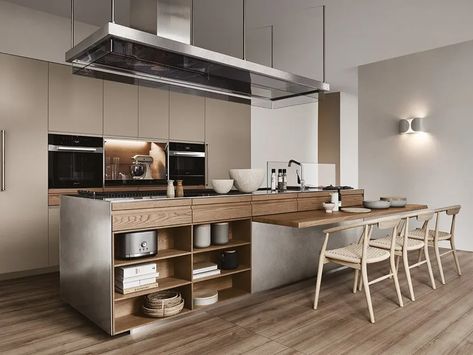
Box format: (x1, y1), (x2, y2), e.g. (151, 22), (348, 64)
(114, 284), (192, 334)
(193, 272), (251, 304)
(114, 277), (191, 301)
(114, 226), (192, 267)
(192, 240), (250, 254)
(114, 254), (192, 301)
(193, 265), (251, 283)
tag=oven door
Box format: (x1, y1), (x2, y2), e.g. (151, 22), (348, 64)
(48, 145), (103, 188)
(169, 151), (205, 185)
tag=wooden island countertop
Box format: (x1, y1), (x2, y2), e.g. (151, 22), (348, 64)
(253, 204), (428, 229)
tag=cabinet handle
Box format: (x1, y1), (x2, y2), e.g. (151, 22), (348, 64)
(1, 130), (5, 191)
(205, 143), (209, 187)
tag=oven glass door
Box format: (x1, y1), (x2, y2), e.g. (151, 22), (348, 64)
(169, 154), (205, 185)
(49, 150), (103, 188)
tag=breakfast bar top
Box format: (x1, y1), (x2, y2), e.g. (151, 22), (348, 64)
(252, 204), (428, 229)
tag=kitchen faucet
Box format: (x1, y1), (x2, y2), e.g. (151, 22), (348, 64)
(288, 159), (306, 191)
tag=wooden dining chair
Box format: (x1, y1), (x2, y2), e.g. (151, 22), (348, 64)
(409, 205), (462, 284)
(369, 210), (436, 301)
(313, 216), (403, 323)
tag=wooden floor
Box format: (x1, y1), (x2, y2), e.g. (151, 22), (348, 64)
(1, 251), (473, 355)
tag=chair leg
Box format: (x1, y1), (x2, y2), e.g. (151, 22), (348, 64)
(313, 257), (325, 310)
(361, 263), (375, 323)
(396, 255), (400, 272)
(353, 269), (359, 294)
(424, 243), (436, 290)
(434, 240), (446, 285)
(450, 238), (462, 276)
(403, 250), (415, 301)
(359, 272), (363, 291)
(390, 254), (403, 307)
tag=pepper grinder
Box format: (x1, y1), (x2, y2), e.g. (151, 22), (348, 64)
(167, 180), (175, 198)
(176, 180), (184, 197)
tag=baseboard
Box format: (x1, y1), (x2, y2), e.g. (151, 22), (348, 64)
(0, 266), (59, 281)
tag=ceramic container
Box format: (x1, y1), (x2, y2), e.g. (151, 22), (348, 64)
(167, 180), (175, 198)
(212, 179), (234, 194)
(211, 222), (229, 245)
(323, 202), (336, 213)
(229, 169), (265, 193)
(220, 250), (239, 270)
(194, 224), (211, 248)
(193, 289), (219, 307)
(176, 180), (184, 197)
(363, 200), (391, 209)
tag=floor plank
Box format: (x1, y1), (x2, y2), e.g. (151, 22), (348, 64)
(0, 251), (471, 354)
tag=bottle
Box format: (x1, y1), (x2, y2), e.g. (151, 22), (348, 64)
(270, 169), (277, 192)
(176, 180), (184, 197)
(277, 169), (283, 192)
(282, 169), (287, 191)
(167, 180), (175, 198)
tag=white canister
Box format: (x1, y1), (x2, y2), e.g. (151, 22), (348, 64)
(330, 192), (340, 212)
(194, 224), (211, 248)
(167, 180), (175, 198)
(211, 222), (229, 245)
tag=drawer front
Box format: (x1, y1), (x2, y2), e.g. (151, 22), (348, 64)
(297, 196), (331, 211)
(252, 200), (298, 216)
(193, 203), (252, 223)
(341, 194), (364, 207)
(112, 207), (192, 231)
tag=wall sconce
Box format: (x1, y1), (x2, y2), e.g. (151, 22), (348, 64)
(399, 117), (425, 134)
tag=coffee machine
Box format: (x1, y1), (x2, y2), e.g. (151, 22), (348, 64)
(130, 155), (154, 180)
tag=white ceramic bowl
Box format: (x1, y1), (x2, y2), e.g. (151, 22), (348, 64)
(363, 200), (391, 209)
(211, 179), (234, 194)
(381, 196), (407, 207)
(323, 202), (336, 213)
(193, 289), (219, 307)
(229, 169), (265, 193)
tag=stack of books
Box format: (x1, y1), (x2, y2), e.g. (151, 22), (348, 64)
(193, 262), (221, 280)
(116, 263), (159, 294)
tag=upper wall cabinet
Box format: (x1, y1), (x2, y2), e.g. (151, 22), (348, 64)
(193, 0), (244, 58)
(205, 98), (251, 183)
(48, 64), (103, 135)
(138, 85), (169, 141)
(104, 81), (139, 137)
(169, 91), (205, 142)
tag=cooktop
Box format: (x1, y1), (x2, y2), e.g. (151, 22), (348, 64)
(77, 189), (243, 200)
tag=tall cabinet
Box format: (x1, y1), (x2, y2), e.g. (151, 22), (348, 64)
(0, 53), (48, 274)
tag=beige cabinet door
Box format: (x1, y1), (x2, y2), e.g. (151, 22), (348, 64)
(49, 63), (103, 135)
(138, 85), (169, 140)
(0, 54), (48, 274)
(48, 206), (60, 266)
(104, 81), (139, 137)
(169, 91), (205, 142)
(205, 98), (251, 185)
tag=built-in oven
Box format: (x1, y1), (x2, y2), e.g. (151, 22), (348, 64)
(168, 142), (206, 185)
(48, 134), (103, 188)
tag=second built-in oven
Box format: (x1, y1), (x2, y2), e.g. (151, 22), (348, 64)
(168, 142), (205, 185)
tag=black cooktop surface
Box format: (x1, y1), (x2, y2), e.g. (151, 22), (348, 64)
(77, 189), (244, 200)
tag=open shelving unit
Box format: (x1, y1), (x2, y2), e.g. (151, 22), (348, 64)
(112, 218), (252, 335)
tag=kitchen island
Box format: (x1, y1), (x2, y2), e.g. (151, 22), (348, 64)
(60, 188), (425, 335)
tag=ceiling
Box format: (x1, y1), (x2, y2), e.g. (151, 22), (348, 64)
(3, 0), (130, 26)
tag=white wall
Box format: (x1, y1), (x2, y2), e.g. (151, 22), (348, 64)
(359, 40), (473, 251)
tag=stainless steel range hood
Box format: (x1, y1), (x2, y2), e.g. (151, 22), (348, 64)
(65, 2), (329, 108)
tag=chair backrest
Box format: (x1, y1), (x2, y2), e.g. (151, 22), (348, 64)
(401, 210), (435, 243)
(434, 205), (461, 235)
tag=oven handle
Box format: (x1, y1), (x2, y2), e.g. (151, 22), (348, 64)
(1, 130), (5, 191)
(169, 151), (205, 158)
(48, 145), (103, 153)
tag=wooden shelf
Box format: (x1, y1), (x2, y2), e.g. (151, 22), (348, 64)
(114, 277), (191, 301)
(114, 308), (191, 334)
(114, 249), (191, 267)
(192, 265), (251, 283)
(192, 240), (250, 254)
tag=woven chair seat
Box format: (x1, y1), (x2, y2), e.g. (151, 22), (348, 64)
(325, 243), (390, 264)
(409, 229), (451, 241)
(370, 235), (424, 251)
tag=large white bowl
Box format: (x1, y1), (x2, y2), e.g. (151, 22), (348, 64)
(211, 179), (234, 194)
(229, 169), (265, 193)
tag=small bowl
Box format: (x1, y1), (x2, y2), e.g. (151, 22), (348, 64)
(381, 196), (407, 207)
(363, 200), (391, 209)
(212, 179), (234, 194)
(323, 202), (336, 213)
